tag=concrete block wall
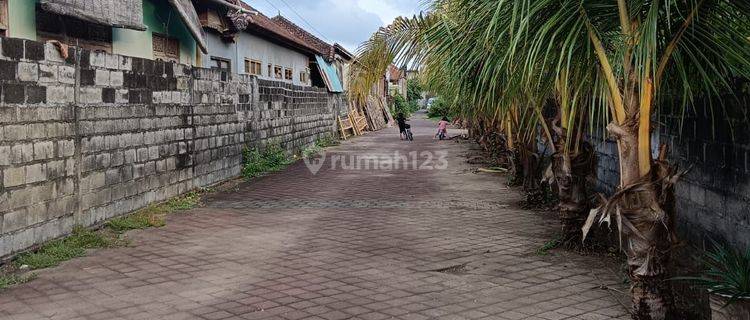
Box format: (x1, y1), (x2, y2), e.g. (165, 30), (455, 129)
(75, 52), (198, 228)
(0, 37), (342, 258)
(661, 94), (750, 251)
(0, 38), (78, 257)
(589, 90), (750, 251)
(247, 79), (339, 153)
(190, 68), (246, 188)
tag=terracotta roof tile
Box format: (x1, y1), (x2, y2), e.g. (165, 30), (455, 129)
(388, 65), (404, 82)
(232, 1), (323, 55)
(334, 43), (354, 61)
(271, 15), (333, 59)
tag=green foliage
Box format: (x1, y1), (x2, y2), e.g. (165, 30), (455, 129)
(303, 135), (340, 159)
(242, 148), (266, 178)
(407, 100), (419, 113)
(107, 208), (167, 232)
(166, 191), (202, 211)
(352, 0), (750, 148)
(407, 78), (422, 103)
(242, 144), (293, 178)
(106, 190), (204, 232)
(427, 97), (454, 119)
(15, 227), (117, 270)
(302, 144), (323, 159)
(391, 93), (419, 118)
(391, 93), (410, 116)
(0, 273), (37, 290)
(6, 189), (207, 281)
(535, 236), (562, 256)
(406, 79), (422, 113)
(350, 2), (750, 314)
(678, 241), (750, 303)
(315, 135), (339, 148)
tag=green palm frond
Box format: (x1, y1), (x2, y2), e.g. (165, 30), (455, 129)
(351, 0), (750, 149)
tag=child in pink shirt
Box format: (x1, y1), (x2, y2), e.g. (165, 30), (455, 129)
(437, 117), (450, 140)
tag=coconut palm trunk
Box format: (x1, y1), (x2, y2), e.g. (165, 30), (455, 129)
(350, 2), (750, 318)
(551, 144), (592, 244)
(572, 1), (750, 317)
(609, 124), (675, 319)
(547, 75), (595, 244)
(604, 92), (681, 318)
(519, 145), (541, 195)
(583, 32), (678, 320)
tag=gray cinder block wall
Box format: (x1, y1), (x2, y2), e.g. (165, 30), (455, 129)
(0, 37), (343, 258)
(590, 89), (750, 251)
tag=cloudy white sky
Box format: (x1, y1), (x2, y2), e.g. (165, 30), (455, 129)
(242, 0), (425, 52)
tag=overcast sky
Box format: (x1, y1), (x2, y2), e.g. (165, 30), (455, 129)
(243, 0), (425, 53)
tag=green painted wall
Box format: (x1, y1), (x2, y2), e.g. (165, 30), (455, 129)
(112, 29), (150, 59)
(114, 0), (196, 65)
(7, 0), (37, 40)
(6, 0), (196, 65)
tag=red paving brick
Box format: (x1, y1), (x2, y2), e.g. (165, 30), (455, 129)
(0, 113), (631, 319)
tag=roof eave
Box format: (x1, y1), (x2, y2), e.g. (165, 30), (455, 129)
(245, 25), (321, 57)
(333, 44), (354, 61)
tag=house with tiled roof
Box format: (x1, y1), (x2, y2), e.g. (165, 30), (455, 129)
(387, 64), (407, 97)
(191, 0), (314, 87)
(0, 0), (350, 92)
(271, 15), (354, 92)
(191, 0), (347, 92)
(0, 0), (207, 66)
(333, 44), (354, 91)
(271, 15), (334, 60)
(2, 0), (349, 91)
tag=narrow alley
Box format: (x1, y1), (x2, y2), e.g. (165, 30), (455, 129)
(0, 114), (630, 320)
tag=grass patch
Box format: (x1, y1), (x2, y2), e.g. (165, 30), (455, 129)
(315, 136), (339, 148)
(1, 189), (210, 287)
(15, 227), (118, 270)
(302, 136), (340, 159)
(0, 273), (37, 290)
(536, 236), (562, 256)
(242, 144), (294, 178)
(106, 190), (205, 232)
(106, 208), (166, 232)
(166, 190), (204, 211)
(302, 144), (323, 158)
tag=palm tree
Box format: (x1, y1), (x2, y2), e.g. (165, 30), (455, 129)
(350, 1), (750, 318)
(353, 0), (599, 243)
(520, 2), (749, 318)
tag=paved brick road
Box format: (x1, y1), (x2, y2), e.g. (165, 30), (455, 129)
(0, 113), (630, 319)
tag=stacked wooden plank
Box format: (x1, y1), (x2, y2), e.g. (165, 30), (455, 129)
(363, 96), (391, 131)
(338, 107), (369, 140)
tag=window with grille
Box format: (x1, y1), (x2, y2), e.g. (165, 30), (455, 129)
(0, 0), (8, 37)
(153, 34), (180, 63)
(245, 59), (262, 75)
(284, 68), (293, 81)
(36, 7), (113, 53)
(274, 66), (283, 79)
(300, 68), (310, 84)
(211, 57), (231, 72)
(198, 8), (227, 32)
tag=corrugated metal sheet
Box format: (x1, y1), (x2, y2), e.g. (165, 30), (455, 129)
(39, 0), (146, 30)
(315, 55), (344, 93)
(168, 0), (208, 54)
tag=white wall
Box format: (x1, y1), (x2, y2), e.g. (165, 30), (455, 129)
(201, 32), (238, 73)
(237, 33), (310, 86)
(200, 32), (311, 86)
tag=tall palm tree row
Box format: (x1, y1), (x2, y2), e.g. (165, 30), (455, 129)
(349, 1), (750, 319)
